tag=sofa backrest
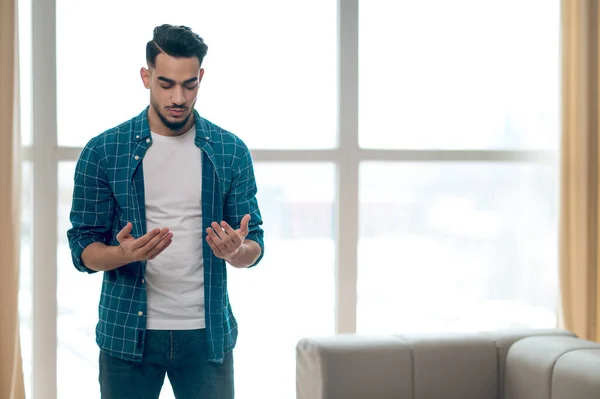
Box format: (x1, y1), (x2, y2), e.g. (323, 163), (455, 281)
(296, 328), (576, 399)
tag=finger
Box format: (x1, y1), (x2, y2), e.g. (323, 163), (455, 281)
(239, 214), (251, 237)
(137, 228), (171, 254)
(134, 228), (167, 252)
(213, 226), (238, 253)
(210, 221), (229, 241)
(130, 227), (163, 250)
(206, 228), (227, 252)
(213, 222), (239, 252)
(206, 235), (224, 258)
(220, 221), (242, 247)
(148, 237), (173, 260)
(116, 222), (133, 242)
(147, 231), (173, 256)
(207, 225), (225, 242)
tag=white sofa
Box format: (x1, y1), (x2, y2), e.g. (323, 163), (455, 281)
(296, 328), (600, 399)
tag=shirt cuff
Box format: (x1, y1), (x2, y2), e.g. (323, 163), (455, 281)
(70, 235), (105, 274)
(244, 233), (264, 268)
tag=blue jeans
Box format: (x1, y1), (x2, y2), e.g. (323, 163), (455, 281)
(99, 329), (234, 399)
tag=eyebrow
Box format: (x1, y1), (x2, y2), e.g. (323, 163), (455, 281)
(157, 76), (198, 85)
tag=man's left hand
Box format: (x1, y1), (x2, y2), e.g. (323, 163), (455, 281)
(206, 214), (250, 261)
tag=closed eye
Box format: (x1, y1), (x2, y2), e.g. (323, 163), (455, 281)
(157, 76), (198, 90)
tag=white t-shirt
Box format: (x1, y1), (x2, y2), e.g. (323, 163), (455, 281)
(142, 126), (205, 330)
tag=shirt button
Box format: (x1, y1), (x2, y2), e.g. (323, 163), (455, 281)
(141, 279), (145, 284)
(136, 135), (140, 139)
(134, 155), (140, 160)
(205, 136), (209, 140)
(146, 138), (151, 143)
(138, 311), (143, 316)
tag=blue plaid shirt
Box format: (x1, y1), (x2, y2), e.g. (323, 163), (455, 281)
(66, 107), (264, 364)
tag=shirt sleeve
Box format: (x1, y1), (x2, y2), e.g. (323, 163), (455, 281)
(223, 141), (265, 268)
(66, 137), (116, 273)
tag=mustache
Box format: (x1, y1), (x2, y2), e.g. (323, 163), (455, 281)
(166, 105), (187, 110)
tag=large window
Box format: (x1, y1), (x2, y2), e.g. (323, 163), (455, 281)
(20, 0), (561, 398)
(356, 0), (560, 335)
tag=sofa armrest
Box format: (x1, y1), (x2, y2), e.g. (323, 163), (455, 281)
(296, 335), (413, 399)
(505, 335), (600, 399)
(552, 349), (600, 399)
(478, 328), (576, 399)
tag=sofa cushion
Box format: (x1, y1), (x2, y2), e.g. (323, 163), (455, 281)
(551, 349), (600, 399)
(396, 333), (497, 399)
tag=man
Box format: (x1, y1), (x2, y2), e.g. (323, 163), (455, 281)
(67, 24), (264, 399)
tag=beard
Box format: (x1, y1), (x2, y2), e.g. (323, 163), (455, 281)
(151, 101), (193, 132)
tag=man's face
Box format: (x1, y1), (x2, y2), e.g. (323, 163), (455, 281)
(141, 53), (204, 131)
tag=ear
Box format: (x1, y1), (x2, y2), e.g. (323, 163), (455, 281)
(199, 68), (205, 82)
(140, 67), (151, 89)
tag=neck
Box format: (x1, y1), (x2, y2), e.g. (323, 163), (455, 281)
(148, 106), (195, 136)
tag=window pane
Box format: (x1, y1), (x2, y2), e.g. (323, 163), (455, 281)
(229, 163), (336, 398)
(357, 162), (559, 334)
(57, 161), (335, 398)
(57, 162), (103, 399)
(19, 161), (33, 399)
(56, 0), (337, 149)
(358, 0), (560, 150)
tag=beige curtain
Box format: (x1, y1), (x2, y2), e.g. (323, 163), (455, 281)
(559, 0), (600, 342)
(0, 0), (25, 397)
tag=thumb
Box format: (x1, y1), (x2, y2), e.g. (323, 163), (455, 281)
(239, 214), (251, 237)
(116, 222), (133, 242)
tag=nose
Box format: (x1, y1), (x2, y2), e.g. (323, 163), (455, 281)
(171, 86), (186, 106)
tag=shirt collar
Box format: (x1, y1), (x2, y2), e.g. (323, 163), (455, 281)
(132, 106), (215, 144)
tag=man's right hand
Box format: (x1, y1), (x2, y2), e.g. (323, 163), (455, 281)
(116, 222), (173, 263)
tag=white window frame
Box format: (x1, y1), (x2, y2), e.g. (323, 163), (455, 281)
(22, 0), (556, 398)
